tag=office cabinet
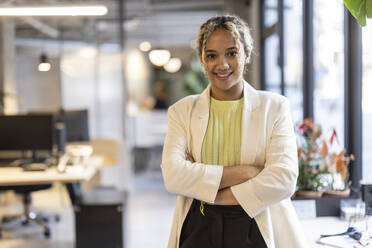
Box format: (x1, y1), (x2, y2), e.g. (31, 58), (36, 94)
(75, 187), (127, 248)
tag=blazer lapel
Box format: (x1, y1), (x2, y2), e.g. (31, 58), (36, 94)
(240, 81), (261, 165)
(190, 85), (210, 162)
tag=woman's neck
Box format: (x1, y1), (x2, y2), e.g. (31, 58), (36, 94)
(210, 81), (244, 101)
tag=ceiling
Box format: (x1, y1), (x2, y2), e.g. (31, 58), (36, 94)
(3, 0), (227, 48)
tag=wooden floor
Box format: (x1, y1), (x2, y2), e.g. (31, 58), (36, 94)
(0, 170), (176, 248)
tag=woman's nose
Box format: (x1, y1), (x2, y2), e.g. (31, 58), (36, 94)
(216, 56), (229, 70)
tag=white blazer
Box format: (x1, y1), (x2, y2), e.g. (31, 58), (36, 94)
(161, 81), (309, 248)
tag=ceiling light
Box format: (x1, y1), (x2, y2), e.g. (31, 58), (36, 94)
(139, 41), (151, 52)
(164, 58), (182, 73)
(0, 5), (108, 16)
(38, 54), (51, 72)
(149, 49), (170, 67)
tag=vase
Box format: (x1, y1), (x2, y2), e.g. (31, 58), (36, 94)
(295, 190), (323, 198)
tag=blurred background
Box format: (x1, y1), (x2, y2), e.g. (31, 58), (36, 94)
(0, 0), (372, 247)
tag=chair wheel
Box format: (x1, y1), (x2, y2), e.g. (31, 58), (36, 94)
(55, 215), (60, 222)
(44, 228), (50, 238)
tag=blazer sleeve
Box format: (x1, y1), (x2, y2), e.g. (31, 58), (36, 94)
(161, 104), (223, 204)
(231, 98), (298, 218)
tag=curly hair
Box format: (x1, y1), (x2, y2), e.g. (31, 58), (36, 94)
(196, 15), (254, 67)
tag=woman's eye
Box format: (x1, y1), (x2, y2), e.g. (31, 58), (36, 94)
(206, 54), (216, 59)
(227, 51), (238, 57)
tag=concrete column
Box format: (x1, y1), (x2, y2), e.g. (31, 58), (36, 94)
(225, 0), (260, 89)
(0, 19), (18, 114)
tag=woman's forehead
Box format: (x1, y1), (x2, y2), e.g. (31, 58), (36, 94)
(205, 29), (237, 50)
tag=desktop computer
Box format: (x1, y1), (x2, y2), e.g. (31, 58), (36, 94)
(0, 114), (56, 164)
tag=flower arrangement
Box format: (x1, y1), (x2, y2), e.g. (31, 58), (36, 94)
(296, 118), (354, 196)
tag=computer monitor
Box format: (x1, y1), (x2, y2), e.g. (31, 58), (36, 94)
(63, 109), (90, 142)
(0, 114), (55, 151)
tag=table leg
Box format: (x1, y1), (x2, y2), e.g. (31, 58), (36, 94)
(65, 182), (82, 205)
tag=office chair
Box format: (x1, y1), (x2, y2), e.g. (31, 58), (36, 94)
(0, 184), (59, 239)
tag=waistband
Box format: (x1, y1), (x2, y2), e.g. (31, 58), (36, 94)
(192, 200), (246, 215)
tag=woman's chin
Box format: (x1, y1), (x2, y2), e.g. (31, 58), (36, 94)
(212, 77), (239, 89)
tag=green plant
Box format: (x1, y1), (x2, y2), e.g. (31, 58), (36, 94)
(183, 55), (209, 95)
(344, 0), (372, 26)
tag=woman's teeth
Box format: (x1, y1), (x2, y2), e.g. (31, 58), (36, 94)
(217, 72), (231, 77)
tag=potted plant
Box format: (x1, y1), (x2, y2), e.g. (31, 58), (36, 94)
(295, 118), (354, 198)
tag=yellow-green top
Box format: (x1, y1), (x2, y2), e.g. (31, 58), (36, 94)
(201, 97), (244, 166)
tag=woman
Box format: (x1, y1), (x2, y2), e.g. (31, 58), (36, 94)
(161, 15), (308, 248)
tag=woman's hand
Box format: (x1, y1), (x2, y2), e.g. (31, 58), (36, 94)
(219, 165), (263, 189)
(214, 187), (239, 205)
(243, 165), (264, 180)
(185, 152), (262, 205)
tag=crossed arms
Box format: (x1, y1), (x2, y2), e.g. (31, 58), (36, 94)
(162, 98), (298, 218)
(185, 153), (262, 205)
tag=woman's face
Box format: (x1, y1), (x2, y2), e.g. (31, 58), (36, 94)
(203, 28), (248, 100)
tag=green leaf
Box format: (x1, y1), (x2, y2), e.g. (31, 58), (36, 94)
(366, 0), (372, 18)
(344, 0), (367, 26)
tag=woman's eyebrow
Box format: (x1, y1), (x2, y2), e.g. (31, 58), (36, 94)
(205, 47), (237, 53)
(226, 46), (238, 51)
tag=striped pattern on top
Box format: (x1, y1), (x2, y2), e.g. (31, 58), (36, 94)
(201, 97), (244, 166)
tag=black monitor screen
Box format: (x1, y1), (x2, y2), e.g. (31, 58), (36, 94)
(63, 110), (90, 142)
(0, 114), (55, 151)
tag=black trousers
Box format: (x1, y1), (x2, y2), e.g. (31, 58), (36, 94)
(180, 200), (267, 248)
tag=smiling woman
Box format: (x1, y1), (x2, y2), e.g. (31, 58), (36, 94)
(161, 15), (308, 248)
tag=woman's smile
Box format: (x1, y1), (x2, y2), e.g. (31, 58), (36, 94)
(203, 28), (247, 100)
(214, 71), (233, 80)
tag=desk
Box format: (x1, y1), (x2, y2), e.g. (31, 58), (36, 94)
(302, 216), (372, 247)
(0, 156), (103, 204)
(0, 157), (102, 186)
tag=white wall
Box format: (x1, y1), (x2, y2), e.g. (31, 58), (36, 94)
(61, 44), (124, 139)
(0, 20), (18, 114)
(16, 47), (61, 113)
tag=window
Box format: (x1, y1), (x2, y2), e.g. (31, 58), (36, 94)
(264, 0), (281, 94)
(313, 0), (345, 148)
(362, 19), (372, 182)
(284, 0), (303, 124)
(262, 0), (303, 124)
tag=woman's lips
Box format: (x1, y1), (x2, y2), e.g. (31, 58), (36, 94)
(215, 71), (233, 80)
